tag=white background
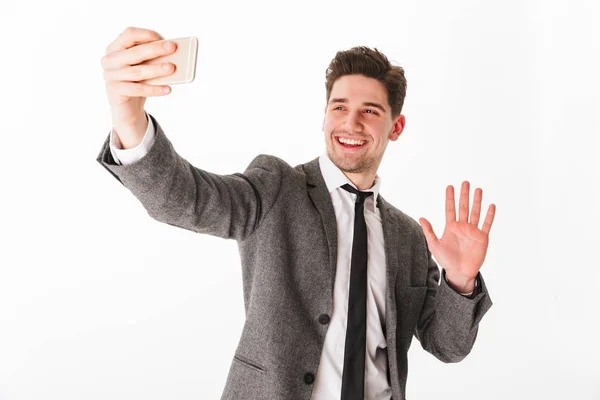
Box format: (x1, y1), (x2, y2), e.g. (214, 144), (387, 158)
(1, 0), (598, 399)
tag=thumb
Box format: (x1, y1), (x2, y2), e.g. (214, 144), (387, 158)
(419, 217), (439, 251)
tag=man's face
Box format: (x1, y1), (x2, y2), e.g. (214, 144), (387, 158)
(322, 74), (405, 175)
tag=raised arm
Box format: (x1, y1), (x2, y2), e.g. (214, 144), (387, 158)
(97, 113), (283, 241)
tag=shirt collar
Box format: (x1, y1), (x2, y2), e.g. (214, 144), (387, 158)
(318, 153), (381, 213)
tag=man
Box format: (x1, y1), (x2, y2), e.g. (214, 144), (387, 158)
(98, 27), (495, 400)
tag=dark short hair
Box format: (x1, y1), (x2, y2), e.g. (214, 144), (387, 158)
(325, 46), (407, 119)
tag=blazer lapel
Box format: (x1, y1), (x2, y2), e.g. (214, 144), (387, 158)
(301, 157), (338, 294)
(377, 196), (414, 291)
(376, 196), (401, 295)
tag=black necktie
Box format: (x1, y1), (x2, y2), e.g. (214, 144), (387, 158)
(340, 183), (373, 400)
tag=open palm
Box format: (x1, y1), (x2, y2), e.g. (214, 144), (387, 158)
(419, 181), (496, 286)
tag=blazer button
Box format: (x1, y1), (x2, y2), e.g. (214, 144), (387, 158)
(318, 314), (330, 325)
(304, 372), (315, 384)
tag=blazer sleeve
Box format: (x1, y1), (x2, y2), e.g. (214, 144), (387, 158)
(96, 113), (283, 242)
(413, 243), (493, 363)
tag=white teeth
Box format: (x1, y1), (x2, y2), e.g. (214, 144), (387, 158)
(338, 137), (365, 146)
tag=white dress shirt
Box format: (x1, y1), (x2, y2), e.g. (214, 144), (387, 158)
(108, 113), (475, 399)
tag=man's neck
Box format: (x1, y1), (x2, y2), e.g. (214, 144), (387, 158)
(343, 171), (377, 191)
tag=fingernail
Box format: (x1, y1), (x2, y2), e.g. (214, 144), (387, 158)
(163, 41), (173, 50)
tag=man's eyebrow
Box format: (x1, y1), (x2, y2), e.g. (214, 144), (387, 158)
(329, 98), (387, 113)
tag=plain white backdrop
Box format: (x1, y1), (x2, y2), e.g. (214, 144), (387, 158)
(1, 0), (598, 399)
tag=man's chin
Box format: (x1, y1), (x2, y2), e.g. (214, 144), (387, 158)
(331, 156), (364, 173)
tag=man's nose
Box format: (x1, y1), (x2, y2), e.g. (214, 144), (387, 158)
(343, 112), (363, 132)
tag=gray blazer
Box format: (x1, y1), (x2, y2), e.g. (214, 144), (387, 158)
(96, 113), (493, 400)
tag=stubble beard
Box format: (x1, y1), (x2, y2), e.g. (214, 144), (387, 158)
(326, 141), (377, 174)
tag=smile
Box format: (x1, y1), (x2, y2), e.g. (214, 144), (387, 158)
(336, 136), (367, 150)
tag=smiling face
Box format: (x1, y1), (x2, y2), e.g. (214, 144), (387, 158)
(322, 74), (405, 182)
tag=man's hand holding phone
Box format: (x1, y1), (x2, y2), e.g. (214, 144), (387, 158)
(101, 27), (198, 149)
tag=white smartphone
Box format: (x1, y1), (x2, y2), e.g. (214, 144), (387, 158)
(139, 36), (198, 85)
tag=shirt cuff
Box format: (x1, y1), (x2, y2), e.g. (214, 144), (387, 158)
(109, 111), (156, 165)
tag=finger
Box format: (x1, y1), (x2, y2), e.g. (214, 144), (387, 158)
(105, 26), (163, 55)
(104, 62), (175, 83)
(446, 185), (456, 223)
(481, 204), (496, 234)
(106, 81), (172, 98)
(419, 217), (440, 250)
(102, 27), (176, 71)
(458, 181), (470, 223)
(470, 187), (483, 227)
(102, 39), (175, 71)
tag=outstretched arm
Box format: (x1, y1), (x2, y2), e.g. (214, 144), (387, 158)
(96, 113), (283, 241)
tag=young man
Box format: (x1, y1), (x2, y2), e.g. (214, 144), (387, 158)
(98, 32), (495, 399)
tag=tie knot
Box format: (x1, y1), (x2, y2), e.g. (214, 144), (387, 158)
(341, 183), (373, 204)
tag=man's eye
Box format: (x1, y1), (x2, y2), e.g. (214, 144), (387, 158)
(332, 107), (377, 115)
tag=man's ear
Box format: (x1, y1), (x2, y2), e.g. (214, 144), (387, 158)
(389, 115), (406, 141)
